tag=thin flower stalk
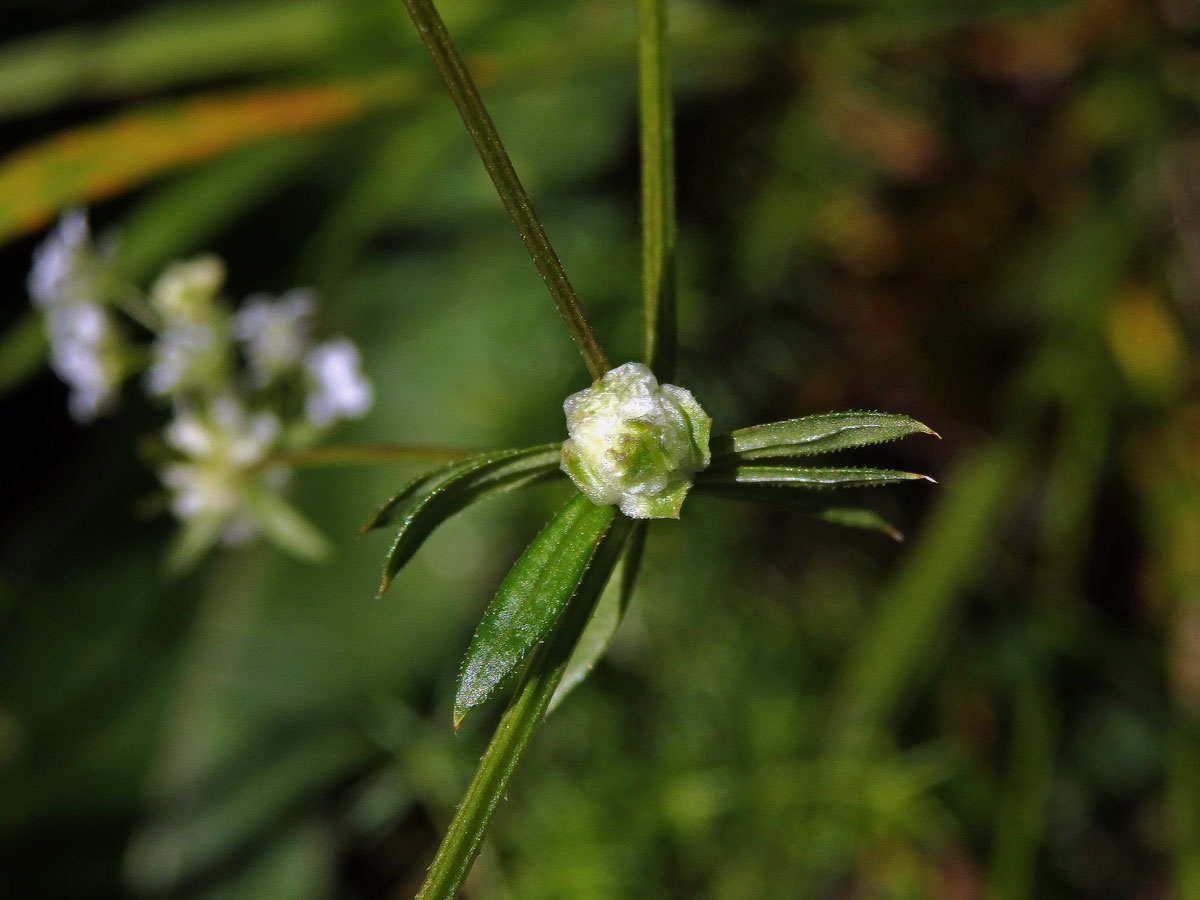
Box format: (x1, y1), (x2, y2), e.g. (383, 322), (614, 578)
(397, 0), (610, 381)
(639, 0), (677, 380)
(274, 444), (476, 469)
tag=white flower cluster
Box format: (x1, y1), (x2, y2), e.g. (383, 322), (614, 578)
(161, 397), (287, 547)
(27, 209), (376, 569)
(28, 210), (125, 422)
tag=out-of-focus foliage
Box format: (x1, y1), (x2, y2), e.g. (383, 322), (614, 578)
(1, 0), (1199, 898)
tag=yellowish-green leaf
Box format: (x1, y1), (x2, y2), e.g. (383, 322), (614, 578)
(0, 76), (412, 245)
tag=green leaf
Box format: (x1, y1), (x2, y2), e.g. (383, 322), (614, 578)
(161, 512), (226, 577)
(118, 136), (328, 283)
(243, 486), (332, 563)
(549, 518), (648, 712)
(0, 0), (346, 120)
(367, 444), (564, 595)
(700, 463), (933, 489)
(415, 512), (632, 900)
(364, 444), (561, 532)
(692, 483), (903, 541)
(710, 411), (936, 462)
(454, 493), (618, 725)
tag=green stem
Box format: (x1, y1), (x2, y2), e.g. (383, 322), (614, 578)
(399, 0), (610, 381)
(415, 515), (633, 900)
(638, 0), (677, 381)
(274, 443), (475, 468)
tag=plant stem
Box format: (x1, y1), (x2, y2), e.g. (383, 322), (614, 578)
(274, 443), (474, 468)
(415, 515), (633, 900)
(639, 0), (677, 381)
(399, 0), (610, 381)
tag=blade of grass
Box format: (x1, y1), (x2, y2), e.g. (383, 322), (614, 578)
(415, 513), (633, 900)
(989, 673), (1058, 900)
(1169, 718), (1200, 900)
(0, 76), (413, 244)
(397, 0), (610, 381)
(117, 136), (329, 283)
(0, 0), (345, 120)
(830, 441), (1025, 747)
(639, 0), (676, 380)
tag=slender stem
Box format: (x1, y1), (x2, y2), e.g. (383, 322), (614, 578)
(639, 0), (677, 381)
(399, 0), (610, 381)
(274, 443), (475, 468)
(415, 516), (633, 900)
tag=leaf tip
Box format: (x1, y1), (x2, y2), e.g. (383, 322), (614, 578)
(452, 709), (466, 732)
(920, 474), (938, 484)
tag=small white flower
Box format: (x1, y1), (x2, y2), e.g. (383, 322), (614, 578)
(146, 322), (229, 398)
(149, 256), (225, 323)
(303, 339), (374, 427)
(28, 209), (129, 421)
(28, 209), (96, 309)
(232, 289), (316, 384)
(45, 302), (124, 423)
(160, 397), (284, 545)
(208, 395), (282, 466)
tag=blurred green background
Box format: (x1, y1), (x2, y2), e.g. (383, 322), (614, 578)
(2, 0), (1199, 897)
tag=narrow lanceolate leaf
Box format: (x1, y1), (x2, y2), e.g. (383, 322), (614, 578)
(549, 519), (648, 712)
(700, 464), (932, 489)
(692, 482), (903, 541)
(454, 494), (618, 726)
(710, 411), (936, 463)
(414, 513), (632, 900)
(366, 444), (564, 596)
(243, 485), (332, 562)
(161, 512), (226, 578)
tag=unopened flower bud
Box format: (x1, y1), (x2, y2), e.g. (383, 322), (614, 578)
(561, 362), (711, 519)
(150, 256), (225, 323)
